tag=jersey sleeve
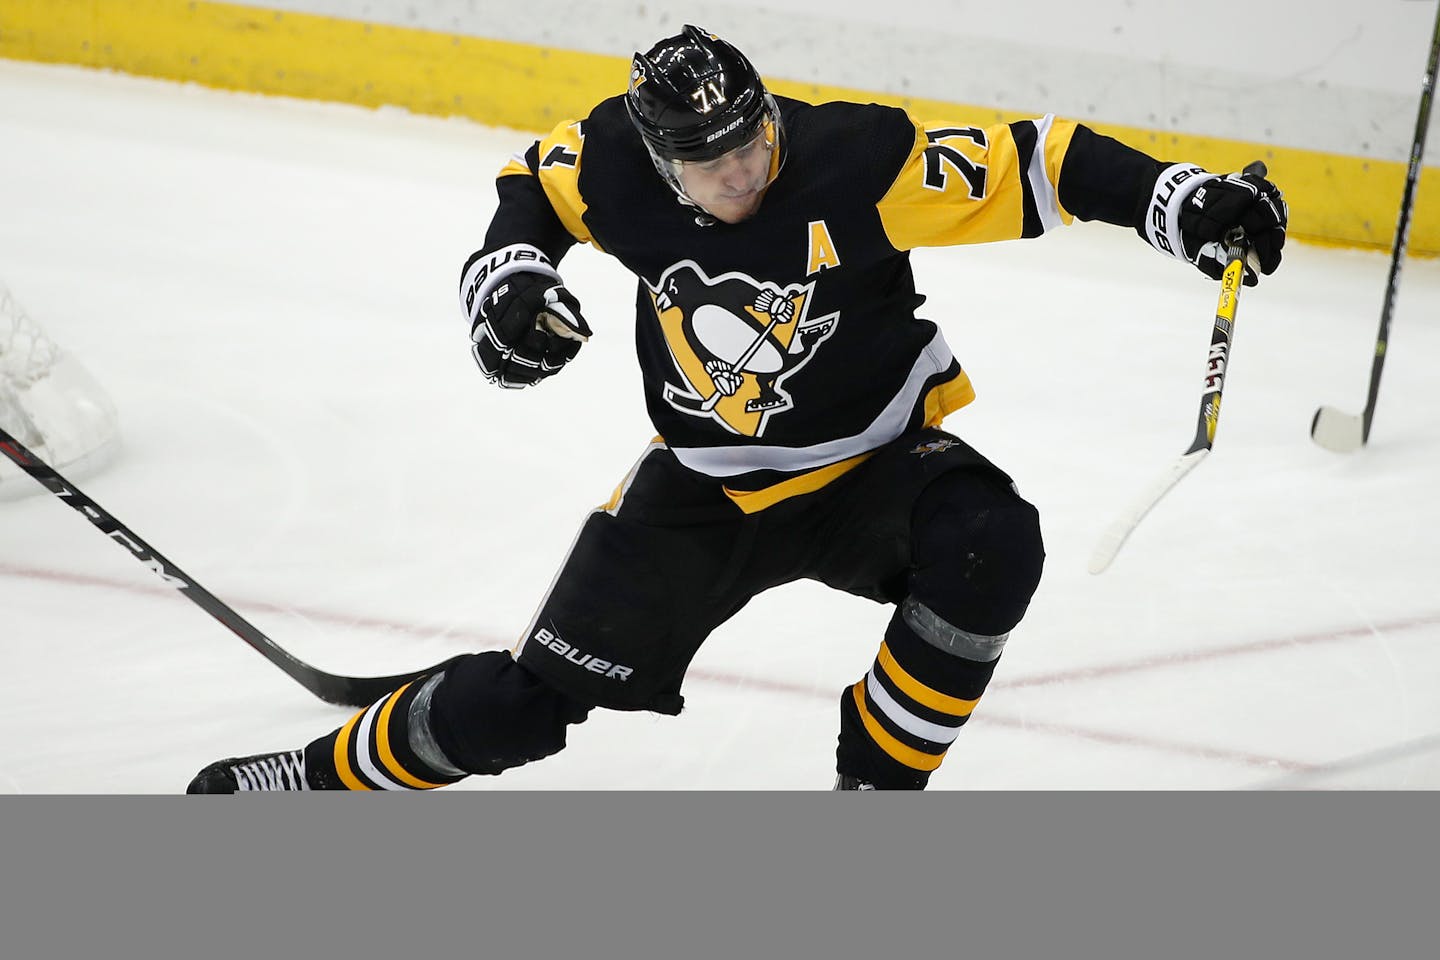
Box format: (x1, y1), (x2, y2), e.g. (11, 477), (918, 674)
(877, 114), (1084, 250)
(481, 116), (600, 261)
(1055, 124), (1165, 228)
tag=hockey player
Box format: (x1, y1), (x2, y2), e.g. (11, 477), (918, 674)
(189, 26), (1286, 792)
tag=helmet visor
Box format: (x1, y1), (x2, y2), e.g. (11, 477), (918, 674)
(647, 96), (785, 211)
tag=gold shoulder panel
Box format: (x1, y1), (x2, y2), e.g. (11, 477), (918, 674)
(533, 118), (594, 246)
(878, 115), (1080, 251)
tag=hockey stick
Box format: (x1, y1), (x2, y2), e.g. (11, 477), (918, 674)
(699, 310), (785, 412)
(0, 425), (458, 707)
(1311, 2), (1439, 452)
(662, 295), (793, 414)
(1088, 162), (1266, 574)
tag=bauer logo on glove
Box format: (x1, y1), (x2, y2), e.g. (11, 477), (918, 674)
(1140, 163), (1288, 286)
(459, 242), (593, 388)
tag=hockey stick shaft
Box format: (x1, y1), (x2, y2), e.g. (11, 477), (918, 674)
(699, 310), (785, 412)
(1089, 161), (1265, 574)
(1312, 2), (1439, 450)
(0, 425), (457, 707)
(1088, 248), (1247, 573)
(1359, 4), (1438, 437)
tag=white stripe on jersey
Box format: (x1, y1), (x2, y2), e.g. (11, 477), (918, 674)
(668, 327), (955, 478)
(1026, 114), (1065, 234)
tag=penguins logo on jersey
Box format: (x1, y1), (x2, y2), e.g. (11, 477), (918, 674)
(911, 438), (960, 458)
(650, 260), (838, 436)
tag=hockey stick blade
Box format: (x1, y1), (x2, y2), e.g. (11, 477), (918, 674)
(1310, 405), (1366, 453)
(1089, 166), (1262, 576)
(0, 425), (458, 708)
(1088, 449), (1208, 574)
(1310, 5), (1439, 452)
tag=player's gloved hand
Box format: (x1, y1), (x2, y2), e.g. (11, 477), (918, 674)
(1179, 170), (1287, 285)
(474, 272), (591, 388)
(1140, 164), (1288, 287)
(460, 243), (592, 388)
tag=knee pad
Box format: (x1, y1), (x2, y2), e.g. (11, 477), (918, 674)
(909, 469), (1045, 638)
(428, 651), (593, 776)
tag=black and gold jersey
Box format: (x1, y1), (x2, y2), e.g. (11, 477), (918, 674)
(476, 95), (1163, 512)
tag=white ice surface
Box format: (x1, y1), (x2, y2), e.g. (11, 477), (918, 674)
(1, 61), (1438, 792)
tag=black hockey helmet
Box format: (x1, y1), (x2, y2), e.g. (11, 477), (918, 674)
(626, 26), (784, 191)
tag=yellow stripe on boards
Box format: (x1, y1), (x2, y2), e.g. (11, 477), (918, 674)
(0, 0), (627, 134)
(850, 682), (945, 772)
(0, 0), (1433, 255)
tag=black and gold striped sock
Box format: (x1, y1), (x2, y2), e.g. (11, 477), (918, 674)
(302, 674), (468, 791)
(838, 602), (1004, 789)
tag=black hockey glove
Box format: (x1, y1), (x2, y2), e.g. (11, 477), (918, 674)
(460, 243), (592, 389)
(1139, 164), (1288, 286)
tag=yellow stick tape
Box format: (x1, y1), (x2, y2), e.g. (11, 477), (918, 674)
(2, 0), (1435, 254)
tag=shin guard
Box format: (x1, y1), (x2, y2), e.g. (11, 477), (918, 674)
(838, 603), (1006, 789)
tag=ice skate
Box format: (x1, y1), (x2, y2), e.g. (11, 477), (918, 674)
(187, 750), (309, 793)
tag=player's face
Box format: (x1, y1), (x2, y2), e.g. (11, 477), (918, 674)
(675, 127), (775, 224)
